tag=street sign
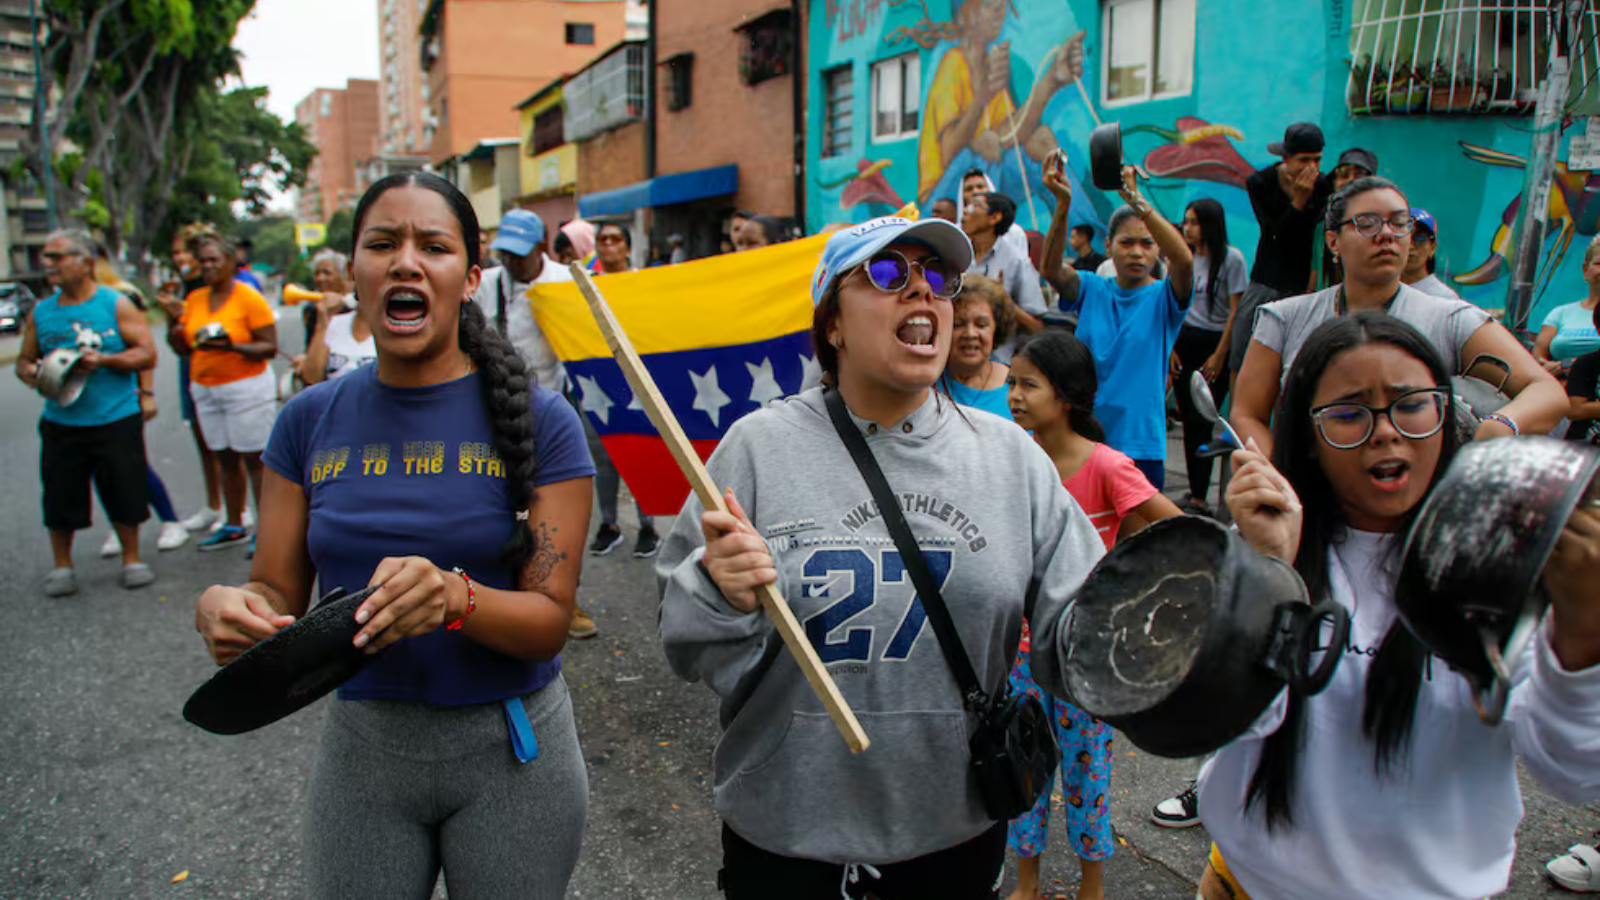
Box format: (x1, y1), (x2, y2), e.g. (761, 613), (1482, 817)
(294, 223), (327, 250)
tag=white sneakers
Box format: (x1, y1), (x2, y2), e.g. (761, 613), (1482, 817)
(157, 521), (190, 551)
(98, 521), (193, 555)
(182, 507), (221, 532)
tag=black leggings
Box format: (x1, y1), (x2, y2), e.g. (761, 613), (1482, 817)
(1173, 323), (1230, 503)
(720, 821), (1005, 900)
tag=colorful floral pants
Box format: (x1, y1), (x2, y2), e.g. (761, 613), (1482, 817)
(1005, 651), (1115, 862)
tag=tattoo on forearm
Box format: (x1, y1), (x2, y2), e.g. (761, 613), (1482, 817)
(525, 523), (568, 590)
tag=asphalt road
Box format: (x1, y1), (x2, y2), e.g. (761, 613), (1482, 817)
(0, 309), (1593, 899)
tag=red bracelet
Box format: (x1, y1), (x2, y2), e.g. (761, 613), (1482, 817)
(447, 566), (475, 630)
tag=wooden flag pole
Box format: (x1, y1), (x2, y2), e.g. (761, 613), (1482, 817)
(569, 264), (870, 754)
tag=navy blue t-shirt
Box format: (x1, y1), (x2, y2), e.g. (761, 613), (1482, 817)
(263, 365), (595, 706)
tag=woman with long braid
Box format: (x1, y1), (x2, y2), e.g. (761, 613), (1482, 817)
(193, 172), (595, 898)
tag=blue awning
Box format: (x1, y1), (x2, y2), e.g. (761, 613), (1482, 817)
(578, 164), (739, 217)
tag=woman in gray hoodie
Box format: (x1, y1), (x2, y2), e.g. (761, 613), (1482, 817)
(657, 215), (1105, 899)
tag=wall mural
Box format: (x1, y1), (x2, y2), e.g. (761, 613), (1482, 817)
(808, 0), (1592, 325)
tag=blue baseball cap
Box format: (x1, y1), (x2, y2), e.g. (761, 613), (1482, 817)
(1410, 207), (1437, 238)
(491, 209), (547, 257)
(811, 216), (974, 306)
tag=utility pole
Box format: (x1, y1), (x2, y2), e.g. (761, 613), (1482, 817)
(1504, 0), (1586, 333)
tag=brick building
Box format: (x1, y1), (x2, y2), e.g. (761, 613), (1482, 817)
(417, 0), (633, 168)
(575, 0), (804, 261)
(294, 80), (381, 223)
(513, 79), (579, 230)
(377, 0), (428, 155)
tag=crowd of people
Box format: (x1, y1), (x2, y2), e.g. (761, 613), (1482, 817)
(12, 115), (1600, 900)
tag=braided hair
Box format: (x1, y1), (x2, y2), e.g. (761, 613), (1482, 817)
(349, 171), (539, 571)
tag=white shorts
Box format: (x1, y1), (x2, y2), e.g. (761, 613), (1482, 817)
(190, 368), (278, 453)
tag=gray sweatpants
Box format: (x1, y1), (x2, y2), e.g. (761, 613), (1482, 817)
(303, 676), (588, 900)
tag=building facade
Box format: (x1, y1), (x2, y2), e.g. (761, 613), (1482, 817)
(571, 39), (650, 259)
(514, 79), (580, 229)
(649, 0), (804, 257)
(378, 0), (429, 155)
(418, 0), (633, 166)
(294, 80), (381, 223)
(807, 0), (1600, 327)
(0, 0), (52, 281)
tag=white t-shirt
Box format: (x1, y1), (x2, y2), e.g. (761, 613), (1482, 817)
(1198, 529), (1600, 900)
(1409, 273), (1461, 299)
(473, 255), (571, 392)
(1185, 246), (1249, 331)
(321, 312), (376, 380)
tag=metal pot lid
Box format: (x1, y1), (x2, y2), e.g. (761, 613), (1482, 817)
(182, 586), (379, 735)
(36, 348), (89, 407)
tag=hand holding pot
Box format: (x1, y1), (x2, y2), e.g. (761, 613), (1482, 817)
(196, 585), (297, 665)
(1545, 504), (1600, 671)
(1226, 439), (1303, 564)
(701, 488), (774, 614)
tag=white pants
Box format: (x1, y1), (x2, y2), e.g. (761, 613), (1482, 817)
(190, 368), (277, 453)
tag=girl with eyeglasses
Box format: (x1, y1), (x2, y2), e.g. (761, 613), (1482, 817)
(657, 216), (1105, 899)
(1231, 176), (1567, 456)
(1041, 155), (1195, 492)
(1169, 311), (1600, 900)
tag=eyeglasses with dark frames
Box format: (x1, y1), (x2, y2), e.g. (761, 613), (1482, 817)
(1309, 387), (1449, 449)
(1336, 212), (1416, 238)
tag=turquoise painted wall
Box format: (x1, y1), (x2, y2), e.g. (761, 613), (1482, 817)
(807, 0), (1593, 326)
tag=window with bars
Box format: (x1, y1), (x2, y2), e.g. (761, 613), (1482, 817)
(565, 43), (646, 141)
(664, 53), (694, 111)
(531, 105), (564, 155)
(1348, 0), (1600, 116)
(823, 65), (854, 158)
(871, 53), (921, 141)
(1102, 0), (1196, 106)
(738, 9), (794, 86)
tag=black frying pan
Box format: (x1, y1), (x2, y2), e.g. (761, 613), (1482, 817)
(183, 586), (379, 735)
(1089, 122), (1124, 191)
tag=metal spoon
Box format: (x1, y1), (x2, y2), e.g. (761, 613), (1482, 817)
(1189, 370), (1243, 452)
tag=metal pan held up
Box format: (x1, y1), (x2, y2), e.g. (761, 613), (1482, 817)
(1061, 516), (1349, 758)
(1396, 436), (1600, 726)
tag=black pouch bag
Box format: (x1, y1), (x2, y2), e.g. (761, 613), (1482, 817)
(824, 388), (1059, 821)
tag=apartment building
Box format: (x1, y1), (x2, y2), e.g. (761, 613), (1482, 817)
(294, 80), (381, 223)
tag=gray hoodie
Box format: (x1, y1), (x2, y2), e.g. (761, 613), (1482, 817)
(657, 387), (1103, 864)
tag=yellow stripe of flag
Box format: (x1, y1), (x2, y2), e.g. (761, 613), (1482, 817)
(529, 231), (828, 361)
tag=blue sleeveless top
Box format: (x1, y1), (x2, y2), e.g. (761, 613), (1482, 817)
(32, 286), (138, 427)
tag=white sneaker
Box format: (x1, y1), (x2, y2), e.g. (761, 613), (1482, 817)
(99, 532), (120, 558)
(182, 507), (221, 532)
(157, 521), (190, 551)
(243, 507), (256, 529)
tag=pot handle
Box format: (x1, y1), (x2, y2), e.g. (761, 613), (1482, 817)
(1287, 600), (1350, 697)
(1470, 605), (1542, 727)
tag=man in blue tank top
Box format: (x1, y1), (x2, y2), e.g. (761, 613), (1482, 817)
(15, 230), (158, 596)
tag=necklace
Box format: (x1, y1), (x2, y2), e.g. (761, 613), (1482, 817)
(1335, 284), (1401, 316)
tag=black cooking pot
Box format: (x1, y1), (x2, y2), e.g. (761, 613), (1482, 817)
(1062, 516), (1349, 758)
(1089, 122), (1124, 191)
(1396, 436), (1600, 725)
(183, 585), (380, 735)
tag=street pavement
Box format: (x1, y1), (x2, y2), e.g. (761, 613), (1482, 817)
(0, 311), (1594, 899)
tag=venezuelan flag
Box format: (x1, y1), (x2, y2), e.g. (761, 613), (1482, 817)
(528, 234), (826, 516)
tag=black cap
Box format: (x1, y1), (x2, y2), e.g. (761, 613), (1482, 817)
(1336, 148), (1378, 175)
(1268, 123), (1325, 157)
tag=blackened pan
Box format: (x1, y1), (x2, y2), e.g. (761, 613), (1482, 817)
(183, 585), (379, 735)
(1089, 122), (1124, 191)
(1062, 516), (1348, 758)
(1396, 437), (1600, 725)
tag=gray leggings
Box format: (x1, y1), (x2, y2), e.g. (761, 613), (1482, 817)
(303, 676), (588, 900)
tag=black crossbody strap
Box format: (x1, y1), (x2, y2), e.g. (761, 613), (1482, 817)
(823, 388), (988, 710)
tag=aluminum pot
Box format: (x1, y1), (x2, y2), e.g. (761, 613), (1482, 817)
(1088, 122), (1124, 191)
(1062, 515), (1349, 758)
(35, 348), (90, 407)
(195, 321), (230, 347)
(1396, 436), (1600, 725)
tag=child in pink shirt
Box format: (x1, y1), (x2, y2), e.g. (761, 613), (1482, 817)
(1003, 331), (1181, 900)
